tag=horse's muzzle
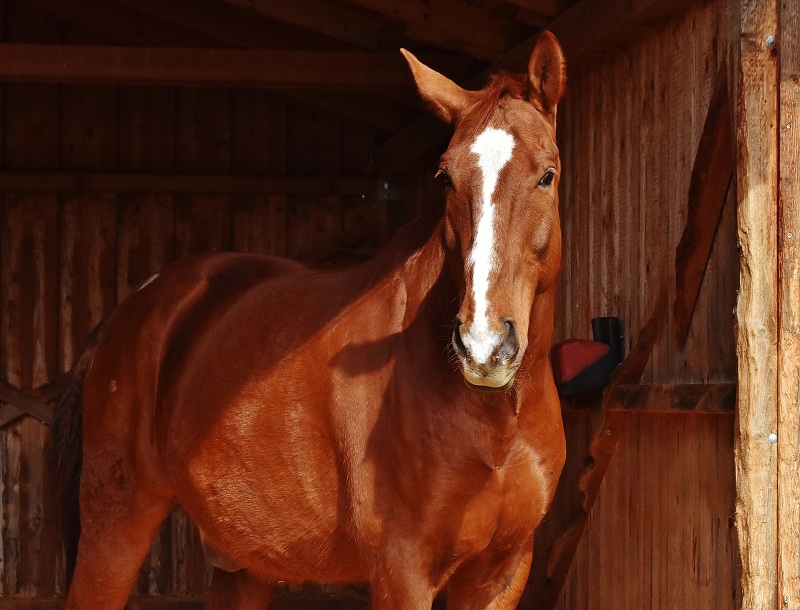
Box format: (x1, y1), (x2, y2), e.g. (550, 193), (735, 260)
(452, 320), (520, 390)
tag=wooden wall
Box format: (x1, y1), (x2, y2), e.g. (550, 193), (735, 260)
(530, 0), (741, 608)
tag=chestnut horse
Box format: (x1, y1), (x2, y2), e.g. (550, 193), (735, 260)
(50, 31), (567, 610)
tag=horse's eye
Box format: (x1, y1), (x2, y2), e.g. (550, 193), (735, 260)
(435, 168), (453, 188)
(538, 169), (556, 188)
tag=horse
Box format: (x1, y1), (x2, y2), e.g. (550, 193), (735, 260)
(50, 30), (567, 610)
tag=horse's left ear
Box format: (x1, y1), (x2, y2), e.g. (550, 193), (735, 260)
(528, 31), (566, 118)
(401, 48), (477, 124)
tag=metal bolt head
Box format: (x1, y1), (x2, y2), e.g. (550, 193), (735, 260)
(788, 232), (794, 239)
(769, 433), (778, 445)
(766, 35), (777, 49)
(784, 595), (789, 605)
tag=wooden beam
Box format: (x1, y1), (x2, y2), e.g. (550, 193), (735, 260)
(346, 0), (528, 60)
(673, 60), (734, 346)
(610, 383), (735, 413)
(0, 172), (386, 196)
(108, 0), (340, 51)
(10, 0), (224, 47)
(220, 0), (400, 52)
(778, 1), (800, 605)
(734, 0), (780, 608)
(0, 44), (473, 89)
(0, 379), (54, 426)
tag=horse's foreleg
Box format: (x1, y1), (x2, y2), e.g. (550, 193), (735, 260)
(205, 568), (276, 610)
(445, 546), (533, 610)
(370, 549), (436, 610)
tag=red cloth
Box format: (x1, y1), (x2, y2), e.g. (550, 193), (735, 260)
(550, 339), (610, 383)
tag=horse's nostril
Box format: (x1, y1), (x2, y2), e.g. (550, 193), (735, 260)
(453, 321), (468, 359)
(497, 320), (519, 363)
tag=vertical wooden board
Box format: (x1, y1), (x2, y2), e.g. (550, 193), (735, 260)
(61, 85), (118, 172)
(175, 89), (232, 174)
(0, 194), (61, 596)
(619, 45), (641, 363)
(734, 0), (780, 608)
(2, 84), (61, 171)
(230, 91), (288, 257)
(116, 194), (176, 302)
(59, 193), (117, 369)
(232, 91), (287, 175)
(117, 87), (177, 173)
(778, 0), (800, 604)
(174, 195), (232, 257)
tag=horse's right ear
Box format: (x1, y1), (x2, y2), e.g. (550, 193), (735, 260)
(527, 31), (566, 118)
(401, 49), (475, 124)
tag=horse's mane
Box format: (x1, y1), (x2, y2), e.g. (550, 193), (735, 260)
(473, 71), (530, 132)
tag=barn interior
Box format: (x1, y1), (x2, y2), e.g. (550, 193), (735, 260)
(2, 0), (790, 608)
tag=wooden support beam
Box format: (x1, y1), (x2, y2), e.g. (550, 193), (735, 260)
(220, 0), (400, 52)
(537, 288), (668, 609)
(346, 0), (528, 60)
(611, 382), (736, 413)
(0, 172), (386, 196)
(734, 1), (780, 608)
(673, 60), (734, 345)
(778, 1), (800, 605)
(0, 44), (472, 89)
(0, 378), (58, 426)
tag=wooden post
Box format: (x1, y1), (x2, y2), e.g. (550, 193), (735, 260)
(778, 0), (800, 606)
(734, 0), (780, 609)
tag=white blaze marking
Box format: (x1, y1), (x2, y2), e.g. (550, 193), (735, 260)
(463, 127), (515, 364)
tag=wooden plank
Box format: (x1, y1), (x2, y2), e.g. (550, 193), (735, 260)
(0, 44), (473, 89)
(117, 88), (177, 173)
(673, 62), (734, 346)
(59, 193), (118, 369)
(110, 0), (334, 51)
(220, 0), (399, 52)
(346, 0), (527, 60)
(778, 0), (800, 605)
(0, 172), (383, 197)
(734, 1), (780, 609)
(610, 383), (736, 413)
(12, 0), (225, 47)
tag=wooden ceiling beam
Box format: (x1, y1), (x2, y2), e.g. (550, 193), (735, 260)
(0, 44), (472, 89)
(8, 0), (224, 47)
(109, 0), (345, 51)
(345, 0), (528, 60)
(220, 0), (402, 52)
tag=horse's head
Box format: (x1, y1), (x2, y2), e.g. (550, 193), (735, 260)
(403, 32), (565, 391)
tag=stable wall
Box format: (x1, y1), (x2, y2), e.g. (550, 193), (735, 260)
(530, 1), (740, 608)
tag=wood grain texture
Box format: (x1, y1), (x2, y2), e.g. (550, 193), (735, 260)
(778, 0), (800, 605)
(734, 0), (780, 609)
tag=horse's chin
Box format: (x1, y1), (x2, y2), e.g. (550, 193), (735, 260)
(461, 369), (516, 393)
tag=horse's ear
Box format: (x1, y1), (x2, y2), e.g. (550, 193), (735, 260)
(527, 31), (566, 118)
(401, 49), (474, 124)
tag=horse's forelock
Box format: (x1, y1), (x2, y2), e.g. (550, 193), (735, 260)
(472, 72), (530, 133)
